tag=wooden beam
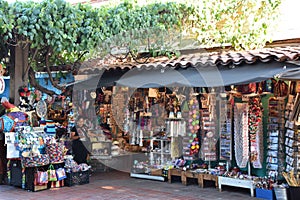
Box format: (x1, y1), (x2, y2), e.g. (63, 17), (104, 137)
(9, 43), (29, 105)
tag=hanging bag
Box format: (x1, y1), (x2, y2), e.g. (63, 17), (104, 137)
(56, 168), (67, 181)
(48, 164), (57, 181)
(36, 170), (48, 185)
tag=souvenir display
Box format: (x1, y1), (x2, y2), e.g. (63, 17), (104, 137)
(219, 98), (232, 160)
(200, 93), (217, 161)
(181, 101), (192, 160)
(5, 132), (20, 159)
(111, 87), (127, 131)
(284, 94), (300, 173)
(7, 77), (300, 195)
(201, 131), (217, 161)
(0, 97), (29, 132)
(45, 137), (65, 164)
(267, 97), (286, 179)
(234, 103), (249, 168)
(248, 96), (263, 169)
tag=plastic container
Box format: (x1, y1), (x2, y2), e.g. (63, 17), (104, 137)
(287, 186), (300, 200)
(255, 188), (274, 200)
(274, 187), (288, 200)
(65, 170), (89, 187)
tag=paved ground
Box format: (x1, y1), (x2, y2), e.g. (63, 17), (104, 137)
(0, 170), (261, 200)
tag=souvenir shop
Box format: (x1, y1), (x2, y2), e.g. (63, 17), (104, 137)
(71, 62), (300, 199)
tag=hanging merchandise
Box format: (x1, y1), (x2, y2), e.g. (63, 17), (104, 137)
(189, 137), (200, 155)
(111, 87), (127, 131)
(186, 93), (200, 158)
(273, 79), (289, 97)
(234, 103), (249, 168)
(267, 96), (286, 179)
(35, 170), (49, 185)
(123, 108), (130, 136)
(201, 131), (217, 161)
(48, 164), (58, 182)
(257, 80), (273, 94)
(219, 99), (232, 160)
(237, 83), (257, 94)
(284, 94), (299, 173)
(188, 95), (200, 138)
(248, 97), (263, 168)
(171, 136), (180, 159)
(55, 168), (67, 181)
(200, 93), (217, 161)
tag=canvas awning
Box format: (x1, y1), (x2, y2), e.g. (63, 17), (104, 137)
(70, 61), (298, 90)
(114, 61), (297, 88)
(71, 69), (129, 90)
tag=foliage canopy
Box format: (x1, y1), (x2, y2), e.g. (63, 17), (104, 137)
(0, 0), (282, 95)
(0, 0), (282, 66)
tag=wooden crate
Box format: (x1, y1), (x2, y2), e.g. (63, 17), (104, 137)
(150, 168), (162, 176)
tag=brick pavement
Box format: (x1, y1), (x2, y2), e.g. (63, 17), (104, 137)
(0, 170), (260, 200)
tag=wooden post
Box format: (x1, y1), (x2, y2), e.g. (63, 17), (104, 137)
(9, 43), (29, 105)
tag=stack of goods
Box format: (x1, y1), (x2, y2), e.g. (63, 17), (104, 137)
(44, 120), (56, 136)
(18, 128), (50, 167)
(255, 177), (276, 200)
(45, 137), (65, 163)
(64, 156), (91, 186)
(131, 160), (149, 174)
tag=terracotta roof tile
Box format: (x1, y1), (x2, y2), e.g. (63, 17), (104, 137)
(79, 45), (300, 74)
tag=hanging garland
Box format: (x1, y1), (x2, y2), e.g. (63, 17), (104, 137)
(234, 103), (249, 168)
(188, 94), (200, 156)
(248, 96), (263, 168)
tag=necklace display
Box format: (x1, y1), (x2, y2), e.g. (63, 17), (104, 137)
(234, 103), (249, 168)
(249, 97), (263, 168)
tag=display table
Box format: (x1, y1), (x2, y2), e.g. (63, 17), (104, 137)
(198, 173), (219, 188)
(181, 170), (201, 186)
(168, 168), (182, 183)
(218, 176), (255, 197)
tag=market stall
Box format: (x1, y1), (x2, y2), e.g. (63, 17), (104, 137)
(73, 75), (300, 200)
(0, 86), (94, 192)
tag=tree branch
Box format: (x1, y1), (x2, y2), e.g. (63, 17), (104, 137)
(28, 67), (56, 96)
(23, 47), (38, 80)
(44, 46), (65, 91)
